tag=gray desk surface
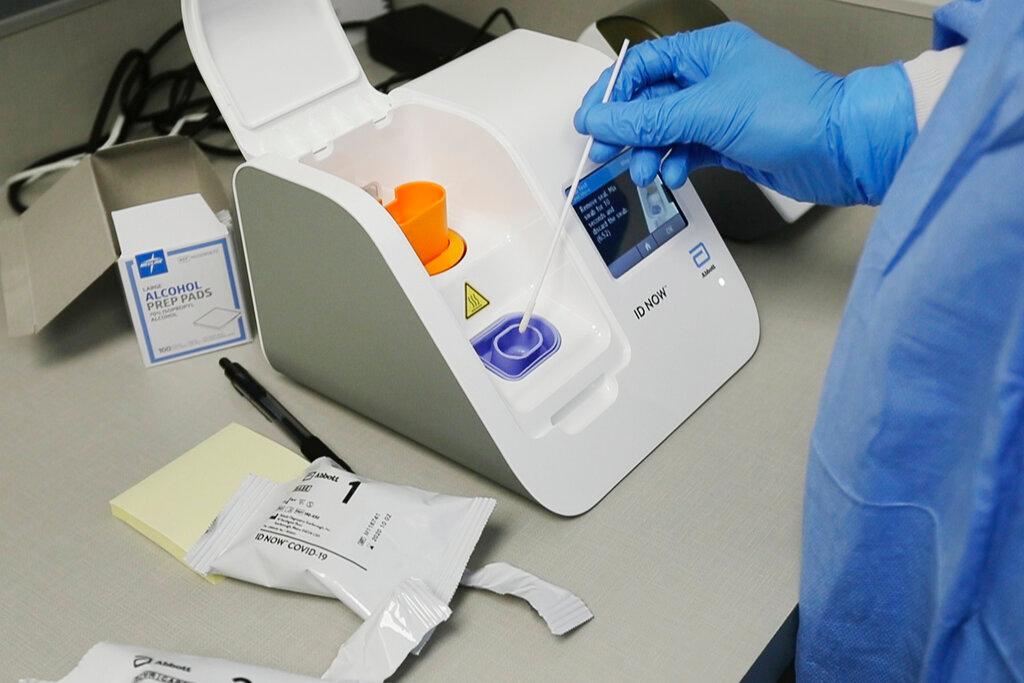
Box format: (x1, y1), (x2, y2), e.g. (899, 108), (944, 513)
(0, 46), (877, 683)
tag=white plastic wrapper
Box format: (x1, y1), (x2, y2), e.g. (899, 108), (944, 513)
(21, 579), (450, 683)
(408, 561), (594, 657)
(20, 642), (328, 683)
(323, 577), (451, 681)
(461, 562), (593, 635)
(187, 458), (495, 619)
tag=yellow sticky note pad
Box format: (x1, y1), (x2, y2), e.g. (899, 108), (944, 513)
(111, 423), (307, 581)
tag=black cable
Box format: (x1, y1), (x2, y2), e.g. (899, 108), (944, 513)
(8, 21), (240, 215)
(451, 8), (518, 59)
(88, 49), (145, 148)
(373, 6), (518, 93)
(6, 141), (94, 214)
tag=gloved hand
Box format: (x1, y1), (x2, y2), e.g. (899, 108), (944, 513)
(574, 22), (917, 206)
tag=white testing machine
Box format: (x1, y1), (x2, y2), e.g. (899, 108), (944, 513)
(182, 0), (760, 515)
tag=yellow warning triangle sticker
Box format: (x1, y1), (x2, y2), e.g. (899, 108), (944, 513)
(464, 282), (490, 319)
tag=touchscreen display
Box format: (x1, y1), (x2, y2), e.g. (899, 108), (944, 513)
(568, 151), (688, 278)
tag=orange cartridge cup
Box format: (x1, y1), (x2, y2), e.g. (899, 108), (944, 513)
(385, 181), (466, 276)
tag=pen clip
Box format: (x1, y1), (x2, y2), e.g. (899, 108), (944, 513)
(231, 381), (275, 422)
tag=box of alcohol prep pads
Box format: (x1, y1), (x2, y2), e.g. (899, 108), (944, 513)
(112, 194), (251, 366)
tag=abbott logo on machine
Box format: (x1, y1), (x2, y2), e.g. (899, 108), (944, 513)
(689, 242), (711, 268)
(135, 250), (168, 277)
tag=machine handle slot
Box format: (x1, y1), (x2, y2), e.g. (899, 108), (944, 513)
(551, 375), (618, 435)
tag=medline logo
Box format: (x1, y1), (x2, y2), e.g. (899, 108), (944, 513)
(136, 250), (168, 278)
(133, 656), (152, 668)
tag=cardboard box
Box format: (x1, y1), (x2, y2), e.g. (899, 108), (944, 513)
(0, 136), (251, 345)
(112, 194), (251, 366)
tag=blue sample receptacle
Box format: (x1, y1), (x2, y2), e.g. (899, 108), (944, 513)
(473, 314), (561, 381)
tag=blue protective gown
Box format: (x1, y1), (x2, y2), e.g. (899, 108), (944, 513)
(796, 0), (1024, 680)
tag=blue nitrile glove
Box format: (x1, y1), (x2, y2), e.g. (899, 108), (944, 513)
(574, 23), (917, 206)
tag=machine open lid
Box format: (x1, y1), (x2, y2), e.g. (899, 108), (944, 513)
(182, 0), (390, 160)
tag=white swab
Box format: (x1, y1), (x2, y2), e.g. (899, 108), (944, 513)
(519, 38), (631, 334)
